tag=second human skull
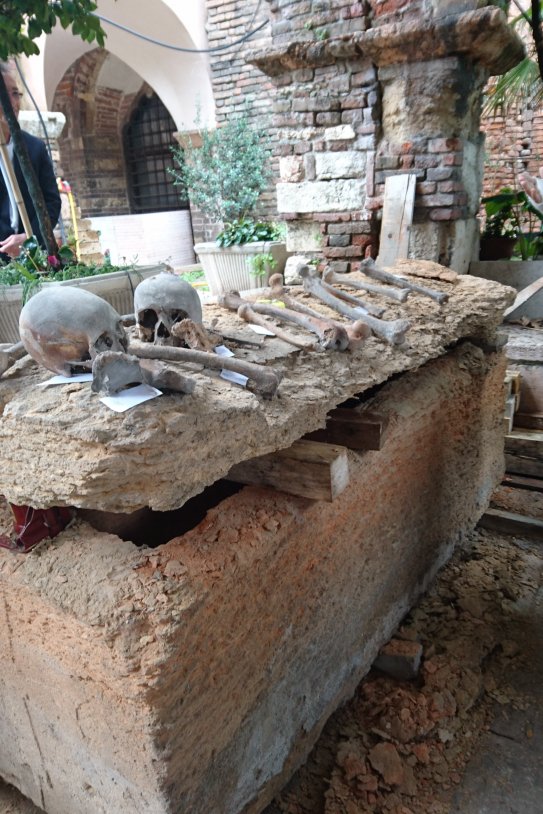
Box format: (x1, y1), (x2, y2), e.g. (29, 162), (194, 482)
(134, 273), (203, 345)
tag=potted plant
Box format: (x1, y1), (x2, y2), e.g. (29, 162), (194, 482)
(169, 113), (288, 295)
(0, 236), (166, 343)
(480, 187), (543, 260)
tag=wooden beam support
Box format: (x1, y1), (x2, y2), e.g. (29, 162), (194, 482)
(514, 412), (543, 430)
(502, 473), (543, 493)
(478, 508), (543, 541)
(304, 409), (389, 451)
(226, 439), (350, 502)
(505, 428), (543, 458)
(505, 453), (543, 479)
(504, 276), (543, 319)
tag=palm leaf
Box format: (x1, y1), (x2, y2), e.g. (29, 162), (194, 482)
(484, 56), (543, 116)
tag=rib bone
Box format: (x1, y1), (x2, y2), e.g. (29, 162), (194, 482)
(300, 267), (410, 346)
(323, 268), (409, 303)
(129, 342), (281, 398)
(361, 258), (448, 304)
(220, 290), (350, 351)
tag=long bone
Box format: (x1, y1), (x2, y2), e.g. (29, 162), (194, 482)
(267, 276), (371, 347)
(323, 268), (408, 303)
(361, 258), (448, 304)
(237, 304), (318, 351)
(319, 277), (386, 318)
(129, 342), (281, 399)
(299, 267), (410, 346)
(220, 290), (349, 351)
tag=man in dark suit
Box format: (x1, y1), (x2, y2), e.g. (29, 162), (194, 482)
(0, 61), (61, 262)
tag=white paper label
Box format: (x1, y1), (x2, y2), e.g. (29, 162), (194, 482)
(38, 373), (93, 387)
(220, 369), (248, 387)
(99, 383), (162, 412)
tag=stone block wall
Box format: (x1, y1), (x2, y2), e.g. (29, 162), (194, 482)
(242, 0), (523, 271)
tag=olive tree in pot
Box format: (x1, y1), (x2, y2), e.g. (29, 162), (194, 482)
(169, 113), (288, 295)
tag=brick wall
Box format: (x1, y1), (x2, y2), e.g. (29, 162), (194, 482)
(53, 49), (133, 218)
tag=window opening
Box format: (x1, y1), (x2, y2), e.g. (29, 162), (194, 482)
(124, 93), (187, 213)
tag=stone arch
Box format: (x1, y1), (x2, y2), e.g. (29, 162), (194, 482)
(41, 0), (214, 130)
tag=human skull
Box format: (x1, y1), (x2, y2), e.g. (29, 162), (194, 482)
(134, 273), (203, 345)
(19, 287), (128, 376)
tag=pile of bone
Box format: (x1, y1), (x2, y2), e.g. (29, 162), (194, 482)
(8, 261), (453, 402)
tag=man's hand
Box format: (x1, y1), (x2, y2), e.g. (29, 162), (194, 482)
(0, 233), (26, 258)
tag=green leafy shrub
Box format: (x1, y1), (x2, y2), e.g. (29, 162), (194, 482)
(169, 113), (282, 246)
(482, 187), (543, 259)
(216, 219), (283, 248)
(246, 252), (277, 280)
(0, 236), (134, 301)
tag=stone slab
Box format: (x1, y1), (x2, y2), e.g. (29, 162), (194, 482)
(0, 342), (507, 814)
(0, 264), (514, 512)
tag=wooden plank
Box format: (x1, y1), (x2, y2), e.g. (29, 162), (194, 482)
(504, 276), (543, 319)
(478, 508), (543, 541)
(377, 174), (416, 267)
(226, 439), (350, 502)
(507, 364), (543, 415)
(505, 453), (543, 478)
(304, 409), (389, 451)
(505, 428), (543, 459)
(503, 395), (516, 435)
(505, 369), (522, 395)
(514, 412), (543, 430)
(502, 473), (543, 493)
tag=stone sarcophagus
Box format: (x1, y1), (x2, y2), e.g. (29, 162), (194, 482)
(0, 264), (513, 813)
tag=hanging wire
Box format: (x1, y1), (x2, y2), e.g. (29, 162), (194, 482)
(94, 0), (267, 54)
(12, 1), (268, 244)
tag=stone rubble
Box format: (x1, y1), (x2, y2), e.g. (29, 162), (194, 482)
(265, 528), (543, 814)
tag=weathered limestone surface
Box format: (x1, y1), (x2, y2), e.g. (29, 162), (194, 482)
(0, 340), (506, 814)
(0, 265), (514, 512)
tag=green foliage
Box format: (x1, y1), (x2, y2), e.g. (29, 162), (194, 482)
(0, 236), (133, 301)
(246, 252), (277, 279)
(169, 113), (273, 225)
(0, 0), (106, 60)
(484, 1), (543, 115)
(216, 219), (282, 248)
(315, 28), (329, 41)
(482, 187), (543, 259)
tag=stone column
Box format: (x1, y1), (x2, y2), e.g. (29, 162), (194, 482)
(249, 2), (524, 272)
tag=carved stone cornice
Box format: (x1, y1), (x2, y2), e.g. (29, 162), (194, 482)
(248, 6), (524, 77)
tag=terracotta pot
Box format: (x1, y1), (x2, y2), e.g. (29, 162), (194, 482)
(479, 236), (517, 261)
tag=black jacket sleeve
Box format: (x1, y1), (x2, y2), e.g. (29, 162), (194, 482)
(32, 138), (61, 233)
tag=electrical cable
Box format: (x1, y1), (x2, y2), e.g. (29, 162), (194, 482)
(11, 2), (268, 247)
(95, 2), (268, 54)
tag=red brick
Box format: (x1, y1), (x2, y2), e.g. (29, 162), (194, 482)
(428, 137), (463, 153)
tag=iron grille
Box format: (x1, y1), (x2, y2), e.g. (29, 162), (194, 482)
(124, 94), (188, 214)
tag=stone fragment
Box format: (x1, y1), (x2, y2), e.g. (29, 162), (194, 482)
(283, 255), (313, 285)
(314, 151), (366, 180)
(373, 638), (423, 681)
(368, 742), (405, 786)
(276, 179), (366, 213)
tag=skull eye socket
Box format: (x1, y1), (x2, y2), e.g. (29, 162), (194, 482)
(140, 309), (159, 330)
(94, 333), (115, 352)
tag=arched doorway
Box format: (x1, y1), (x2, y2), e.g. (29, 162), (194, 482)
(52, 50), (196, 267)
